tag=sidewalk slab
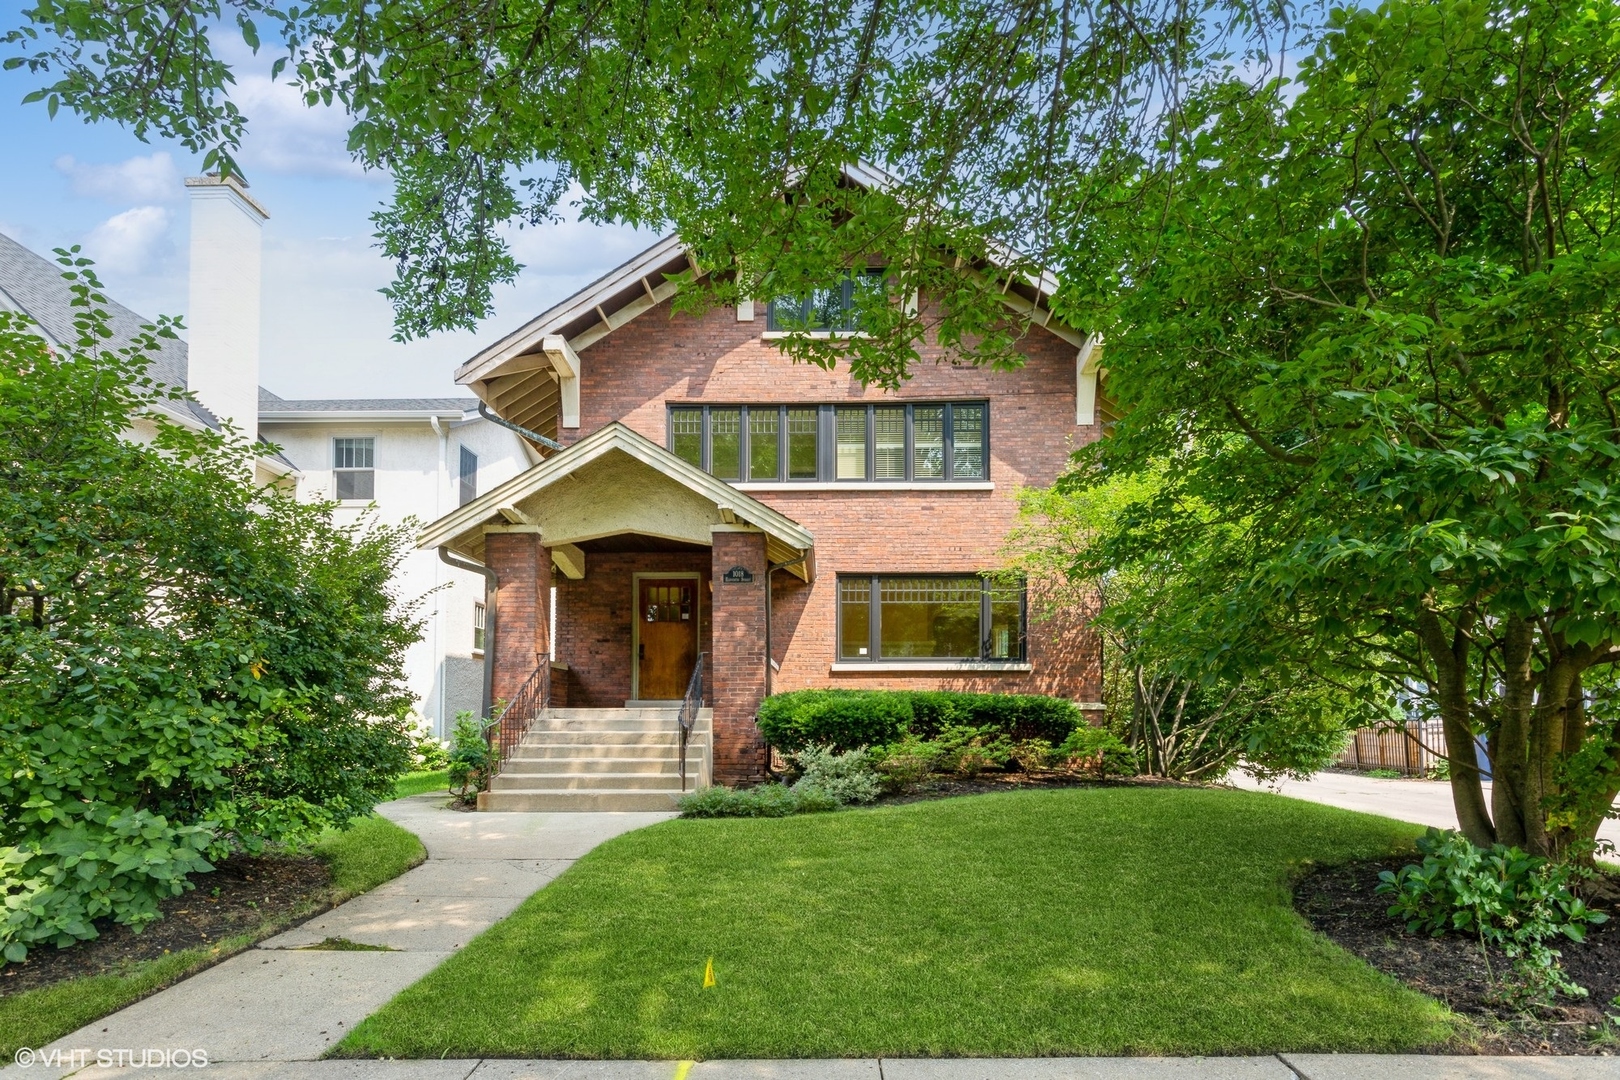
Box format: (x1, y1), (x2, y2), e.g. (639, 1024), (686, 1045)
(689, 1063), (882, 1079)
(468, 1064), (688, 1079)
(1282, 1054), (1620, 1079)
(50, 1061), (479, 1080)
(260, 892), (523, 951)
(30, 950), (449, 1078)
(882, 1058), (1294, 1079)
(379, 799), (676, 860)
(364, 858), (574, 899)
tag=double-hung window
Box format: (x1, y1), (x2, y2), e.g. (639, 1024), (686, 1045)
(333, 437), (375, 501)
(668, 403), (988, 483)
(767, 268), (886, 332)
(838, 575), (1026, 663)
(472, 602), (487, 653)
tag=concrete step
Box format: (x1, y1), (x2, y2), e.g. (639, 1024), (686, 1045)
(478, 789), (688, 812)
(529, 716), (685, 733)
(521, 730), (688, 747)
(509, 741), (706, 761)
(489, 771), (688, 792)
(499, 755), (697, 775)
(547, 707), (682, 720)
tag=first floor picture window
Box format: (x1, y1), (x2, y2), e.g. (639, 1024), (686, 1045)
(837, 574), (1026, 662)
(333, 436), (375, 501)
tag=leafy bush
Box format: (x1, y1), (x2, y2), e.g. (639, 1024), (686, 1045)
(757, 690), (912, 752)
(929, 724), (1014, 778)
(677, 783), (841, 817)
(0, 256), (420, 962)
(446, 712), (495, 800)
(1058, 727), (1140, 778)
(869, 737), (938, 792)
(790, 746), (880, 805)
(759, 690), (1081, 752)
(1376, 829), (1608, 1002)
(409, 718), (451, 772)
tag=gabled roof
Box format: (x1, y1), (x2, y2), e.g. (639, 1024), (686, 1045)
(417, 422), (815, 580)
(0, 230), (215, 431)
(258, 391), (481, 421)
(454, 162), (1083, 396)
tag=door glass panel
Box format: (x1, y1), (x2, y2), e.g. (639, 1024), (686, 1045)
(951, 404), (985, 479)
(836, 407), (867, 479)
(878, 576), (981, 658)
(874, 407), (905, 479)
(749, 408), (780, 481)
(839, 578), (872, 658)
(671, 408), (703, 468)
(710, 408), (741, 480)
(913, 406), (945, 479)
(787, 408), (819, 479)
(645, 584), (693, 622)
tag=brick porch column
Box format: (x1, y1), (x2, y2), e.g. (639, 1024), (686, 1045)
(710, 527), (769, 786)
(483, 528), (550, 710)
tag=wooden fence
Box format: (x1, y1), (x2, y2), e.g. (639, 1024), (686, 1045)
(1336, 720), (1449, 777)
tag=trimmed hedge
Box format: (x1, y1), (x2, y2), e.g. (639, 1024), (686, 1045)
(757, 689), (1082, 751)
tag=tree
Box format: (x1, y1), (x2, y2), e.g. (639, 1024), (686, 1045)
(1010, 469), (1369, 783)
(0, 254), (419, 959)
(1060, 0), (1620, 857)
(3, 0), (1293, 386)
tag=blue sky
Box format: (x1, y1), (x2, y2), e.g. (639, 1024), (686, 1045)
(0, 11), (657, 399)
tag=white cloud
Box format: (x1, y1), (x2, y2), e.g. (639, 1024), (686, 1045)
(231, 72), (374, 180)
(82, 206), (174, 275)
(55, 152), (183, 204)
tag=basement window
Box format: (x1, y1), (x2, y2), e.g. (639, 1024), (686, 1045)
(837, 574), (1026, 662)
(333, 437), (375, 501)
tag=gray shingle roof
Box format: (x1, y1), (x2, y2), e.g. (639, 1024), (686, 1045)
(258, 393), (479, 412)
(0, 230), (215, 430)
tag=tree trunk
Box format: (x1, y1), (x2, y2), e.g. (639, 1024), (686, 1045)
(1416, 607), (1496, 847)
(1491, 616), (1537, 849)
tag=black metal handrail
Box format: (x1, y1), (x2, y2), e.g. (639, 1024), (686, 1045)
(677, 652), (706, 791)
(486, 659), (550, 786)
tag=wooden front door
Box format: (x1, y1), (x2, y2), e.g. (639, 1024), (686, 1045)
(637, 578), (698, 700)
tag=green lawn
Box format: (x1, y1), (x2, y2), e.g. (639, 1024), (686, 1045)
(338, 787), (1455, 1059)
(0, 813), (425, 1060)
(394, 769), (450, 799)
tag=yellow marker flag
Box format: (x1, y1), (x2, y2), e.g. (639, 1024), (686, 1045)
(703, 957), (716, 988)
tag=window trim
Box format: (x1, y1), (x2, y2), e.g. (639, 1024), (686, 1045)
(667, 402), (990, 484)
(332, 436), (376, 502)
(836, 573), (1028, 665)
(472, 601), (486, 655)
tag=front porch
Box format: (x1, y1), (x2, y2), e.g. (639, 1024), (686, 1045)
(417, 423), (815, 803)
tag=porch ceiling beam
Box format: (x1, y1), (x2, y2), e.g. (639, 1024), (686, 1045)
(551, 543), (586, 581)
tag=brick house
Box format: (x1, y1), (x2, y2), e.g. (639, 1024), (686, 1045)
(418, 190), (1109, 809)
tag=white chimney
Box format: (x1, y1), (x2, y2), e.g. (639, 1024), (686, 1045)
(185, 174), (268, 446)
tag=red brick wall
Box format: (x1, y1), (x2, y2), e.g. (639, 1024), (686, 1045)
(485, 531), (550, 708)
(553, 552), (711, 706)
(711, 530), (769, 784)
(552, 297), (1102, 708)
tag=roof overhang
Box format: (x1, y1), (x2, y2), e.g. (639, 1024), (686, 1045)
(416, 422), (815, 581)
(259, 408), (473, 422)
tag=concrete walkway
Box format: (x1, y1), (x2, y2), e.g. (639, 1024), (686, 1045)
(23, 796), (675, 1078)
(1227, 770), (1620, 850)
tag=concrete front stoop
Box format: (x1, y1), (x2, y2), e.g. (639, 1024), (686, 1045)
(478, 707), (713, 812)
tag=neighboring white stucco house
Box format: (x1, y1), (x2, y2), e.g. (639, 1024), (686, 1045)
(258, 395), (534, 734)
(1, 174), (533, 737)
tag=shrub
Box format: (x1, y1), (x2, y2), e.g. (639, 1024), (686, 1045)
(757, 690), (912, 752)
(446, 713), (495, 800)
(677, 783), (840, 818)
(1009, 737), (1058, 771)
(759, 690), (1081, 752)
(869, 737), (938, 792)
(931, 724), (1014, 778)
(1376, 828), (1608, 1002)
(409, 718), (451, 772)
(0, 258), (420, 962)
(1058, 727), (1140, 778)
(791, 746), (881, 805)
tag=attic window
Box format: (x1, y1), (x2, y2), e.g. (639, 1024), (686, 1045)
(333, 437), (375, 501)
(767, 268), (886, 332)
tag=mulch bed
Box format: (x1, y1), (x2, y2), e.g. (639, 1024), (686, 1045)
(0, 853), (333, 998)
(1295, 858), (1620, 1055)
